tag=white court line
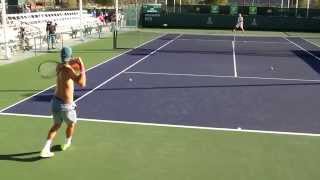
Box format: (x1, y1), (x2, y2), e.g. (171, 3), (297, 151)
(1, 112), (320, 137)
(302, 37), (320, 48)
(232, 40), (238, 78)
(74, 34), (183, 103)
(239, 75), (320, 83)
(124, 71), (320, 83)
(236, 40), (289, 45)
(125, 71), (235, 78)
(0, 112), (52, 119)
(0, 33), (166, 113)
(177, 38), (290, 45)
(283, 37), (320, 61)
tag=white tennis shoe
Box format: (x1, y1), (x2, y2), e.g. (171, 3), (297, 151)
(40, 149), (55, 158)
(61, 143), (71, 151)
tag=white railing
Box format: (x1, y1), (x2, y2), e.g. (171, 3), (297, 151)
(1, 10), (104, 58)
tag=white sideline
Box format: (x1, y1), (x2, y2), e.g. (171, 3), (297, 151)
(232, 40), (238, 78)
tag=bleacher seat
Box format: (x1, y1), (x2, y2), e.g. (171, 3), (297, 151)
(1, 10), (103, 55)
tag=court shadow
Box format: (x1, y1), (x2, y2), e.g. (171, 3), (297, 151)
(0, 145), (62, 162)
(293, 50), (320, 74)
(31, 93), (83, 102)
(32, 94), (53, 102)
(51, 145), (63, 152)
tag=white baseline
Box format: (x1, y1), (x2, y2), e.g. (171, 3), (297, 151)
(1, 112), (320, 137)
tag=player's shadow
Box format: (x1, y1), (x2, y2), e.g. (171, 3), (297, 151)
(0, 145), (62, 162)
(32, 94), (82, 102)
(32, 94), (53, 102)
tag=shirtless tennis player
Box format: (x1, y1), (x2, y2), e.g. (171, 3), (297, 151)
(40, 47), (86, 158)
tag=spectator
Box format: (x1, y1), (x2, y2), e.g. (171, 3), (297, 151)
(19, 27), (28, 51)
(104, 12), (109, 23)
(46, 21), (57, 50)
(92, 8), (96, 17)
(98, 13), (105, 25)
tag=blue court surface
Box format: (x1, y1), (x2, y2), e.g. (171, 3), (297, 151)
(2, 34), (320, 135)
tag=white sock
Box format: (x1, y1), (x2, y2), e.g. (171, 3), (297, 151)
(43, 139), (52, 151)
(66, 137), (72, 145)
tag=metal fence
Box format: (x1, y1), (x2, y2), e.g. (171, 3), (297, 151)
(146, 4), (320, 18)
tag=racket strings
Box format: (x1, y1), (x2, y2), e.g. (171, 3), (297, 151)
(38, 61), (59, 78)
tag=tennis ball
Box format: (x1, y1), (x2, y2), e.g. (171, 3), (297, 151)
(69, 61), (81, 73)
(270, 66), (274, 71)
(129, 78), (133, 82)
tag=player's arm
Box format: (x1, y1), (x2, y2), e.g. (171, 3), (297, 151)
(70, 57), (86, 88)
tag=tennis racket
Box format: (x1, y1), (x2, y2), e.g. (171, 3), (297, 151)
(37, 60), (59, 79)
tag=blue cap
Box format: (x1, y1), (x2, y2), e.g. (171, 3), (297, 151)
(61, 46), (72, 63)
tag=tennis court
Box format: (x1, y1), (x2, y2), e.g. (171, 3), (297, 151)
(2, 33), (320, 135)
(1, 30), (320, 180)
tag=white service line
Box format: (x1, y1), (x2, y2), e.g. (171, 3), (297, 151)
(74, 34), (183, 103)
(125, 71), (235, 78)
(0, 33), (166, 113)
(283, 37), (320, 61)
(1, 112), (320, 137)
(177, 38), (290, 45)
(239, 75), (320, 83)
(124, 71), (320, 83)
(232, 40), (238, 78)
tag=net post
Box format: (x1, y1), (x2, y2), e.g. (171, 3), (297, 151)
(116, 0), (119, 30)
(113, 23), (117, 49)
(306, 0), (310, 18)
(295, 0), (299, 17)
(79, 0), (84, 41)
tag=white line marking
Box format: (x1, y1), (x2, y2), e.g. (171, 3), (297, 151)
(74, 34), (183, 103)
(1, 112), (320, 137)
(125, 71), (235, 78)
(239, 75), (320, 82)
(0, 34), (166, 113)
(283, 37), (320, 61)
(232, 40), (238, 77)
(302, 38), (320, 48)
(0, 85), (56, 113)
(177, 38), (290, 45)
(124, 71), (320, 83)
(0, 112), (52, 118)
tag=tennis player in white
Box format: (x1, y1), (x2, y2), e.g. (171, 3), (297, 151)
(233, 13), (245, 32)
